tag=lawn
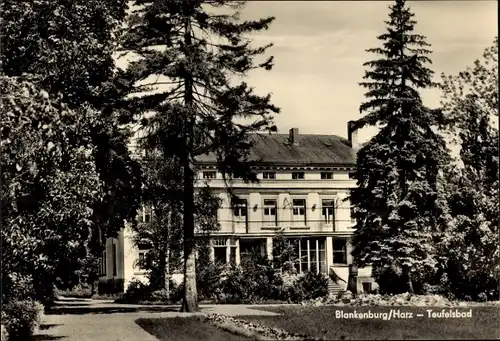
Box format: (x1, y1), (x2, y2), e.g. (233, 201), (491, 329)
(135, 317), (252, 341)
(240, 305), (500, 340)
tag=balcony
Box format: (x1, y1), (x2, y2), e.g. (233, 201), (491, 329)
(195, 178), (356, 190)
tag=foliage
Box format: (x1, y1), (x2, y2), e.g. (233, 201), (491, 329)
(439, 37), (499, 301)
(0, 77), (103, 307)
(196, 261), (225, 301)
(120, 278), (183, 303)
(132, 151), (222, 291)
(122, 0), (279, 311)
(1, 300), (44, 341)
(1, 1), (143, 288)
(286, 271), (329, 302)
(122, 279), (152, 302)
(349, 0), (450, 294)
(272, 230), (299, 273)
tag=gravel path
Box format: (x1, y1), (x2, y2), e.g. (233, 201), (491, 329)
(34, 297), (281, 341)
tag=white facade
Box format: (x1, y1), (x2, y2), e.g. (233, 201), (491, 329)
(98, 126), (374, 293)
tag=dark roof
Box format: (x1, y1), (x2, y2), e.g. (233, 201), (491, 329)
(196, 132), (356, 166)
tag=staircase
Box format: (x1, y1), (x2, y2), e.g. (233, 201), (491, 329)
(328, 278), (343, 296)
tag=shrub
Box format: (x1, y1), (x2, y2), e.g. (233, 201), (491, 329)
(57, 283), (93, 298)
(220, 265), (252, 303)
(196, 262), (224, 301)
(286, 271), (329, 302)
(2, 299), (44, 341)
(121, 279), (151, 302)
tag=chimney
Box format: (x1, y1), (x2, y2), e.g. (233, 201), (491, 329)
(289, 128), (299, 145)
(347, 121), (359, 150)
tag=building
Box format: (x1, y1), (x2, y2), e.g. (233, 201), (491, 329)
(98, 122), (375, 294)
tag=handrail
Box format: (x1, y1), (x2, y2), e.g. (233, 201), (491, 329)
(329, 267), (347, 284)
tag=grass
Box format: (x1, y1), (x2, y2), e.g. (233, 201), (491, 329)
(240, 305), (500, 340)
(136, 317), (251, 341)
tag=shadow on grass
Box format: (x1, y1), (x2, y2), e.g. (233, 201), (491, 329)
(136, 317), (251, 341)
(33, 334), (66, 340)
(38, 324), (62, 331)
(46, 305), (181, 315)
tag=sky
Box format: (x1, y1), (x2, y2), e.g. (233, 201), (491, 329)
(233, 0), (498, 143)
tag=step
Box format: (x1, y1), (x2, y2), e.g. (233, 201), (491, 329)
(328, 279), (343, 295)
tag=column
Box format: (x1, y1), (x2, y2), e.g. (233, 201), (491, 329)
(225, 238), (231, 263)
(266, 237), (273, 260)
(235, 239), (241, 265)
(209, 242), (215, 263)
(316, 240), (320, 274)
(326, 236), (333, 271)
(307, 239), (311, 270)
(346, 239), (353, 265)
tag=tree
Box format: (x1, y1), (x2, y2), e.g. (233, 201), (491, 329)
(122, 0), (279, 311)
(439, 37), (499, 300)
(0, 76), (102, 306)
(1, 0), (142, 248)
(132, 149), (221, 293)
(272, 230), (299, 273)
(349, 0), (450, 294)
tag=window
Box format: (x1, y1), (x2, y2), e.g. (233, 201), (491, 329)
(292, 199), (306, 223)
(333, 239), (347, 264)
(262, 172), (276, 179)
(292, 172), (305, 179)
(240, 239), (263, 261)
(138, 251), (146, 270)
(203, 171), (216, 179)
(212, 238), (237, 265)
(321, 172), (333, 179)
(137, 243), (150, 270)
(213, 238), (226, 246)
(213, 247), (226, 264)
(143, 206), (151, 223)
(233, 199), (247, 218)
(296, 238), (326, 274)
(99, 251), (107, 276)
(139, 206), (151, 223)
(213, 238), (227, 264)
(112, 243), (117, 276)
(322, 199), (335, 224)
(263, 199), (277, 225)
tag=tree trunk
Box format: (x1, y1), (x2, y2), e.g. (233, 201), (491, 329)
(402, 265), (414, 294)
(165, 209), (171, 300)
(181, 155), (198, 311)
(157, 251), (166, 290)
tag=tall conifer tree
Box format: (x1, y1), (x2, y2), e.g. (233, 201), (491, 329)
(350, 0), (449, 293)
(122, 0), (279, 311)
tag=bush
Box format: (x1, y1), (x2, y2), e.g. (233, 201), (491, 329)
(119, 278), (184, 304)
(121, 279), (151, 302)
(2, 300), (44, 341)
(196, 262), (224, 301)
(220, 265), (252, 303)
(57, 283), (93, 298)
(286, 271), (329, 302)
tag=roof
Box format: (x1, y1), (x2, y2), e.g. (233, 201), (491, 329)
(195, 132), (356, 166)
